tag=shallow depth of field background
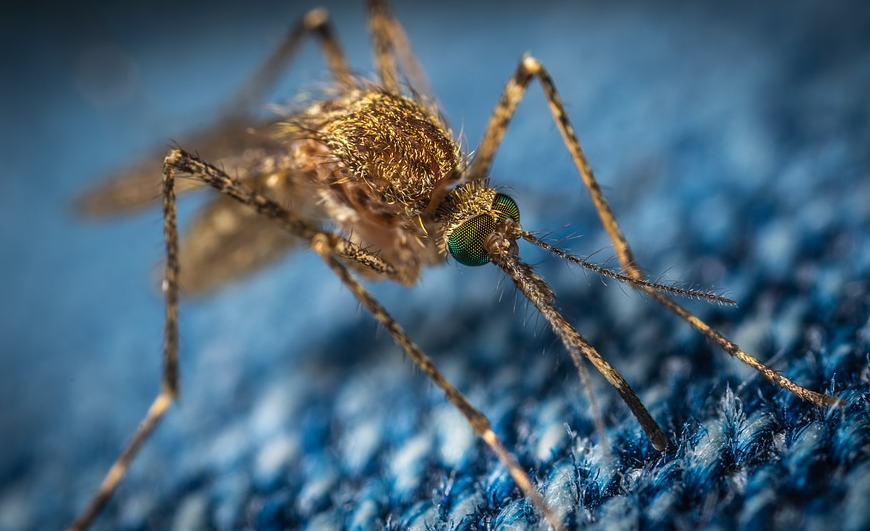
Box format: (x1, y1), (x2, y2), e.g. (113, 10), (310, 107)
(1, 1), (868, 530)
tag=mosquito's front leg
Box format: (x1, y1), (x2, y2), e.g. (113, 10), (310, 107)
(310, 234), (566, 531)
(472, 54), (836, 407)
(486, 219), (669, 451)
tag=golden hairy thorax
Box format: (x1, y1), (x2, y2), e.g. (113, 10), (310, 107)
(321, 90), (460, 216)
(287, 89), (461, 214)
(280, 89), (463, 284)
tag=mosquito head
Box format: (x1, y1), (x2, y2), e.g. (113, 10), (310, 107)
(437, 181), (521, 266)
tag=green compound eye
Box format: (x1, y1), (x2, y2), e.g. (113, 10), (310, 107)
(447, 214), (496, 266)
(492, 193), (520, 223)
(447, 193), (521, 267)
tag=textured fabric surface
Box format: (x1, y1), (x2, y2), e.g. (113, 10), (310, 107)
(1, 1), (869, 531)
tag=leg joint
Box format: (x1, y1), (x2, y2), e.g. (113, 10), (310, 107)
(520, 54), (543, 75)
(163, 149), (184, 172)
(302, 7), (330, 29)
(311, 233), (332, 257)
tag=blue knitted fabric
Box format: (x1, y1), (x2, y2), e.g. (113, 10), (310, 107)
(1, 1), (869, 531)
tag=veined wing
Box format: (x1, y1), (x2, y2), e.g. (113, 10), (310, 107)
(178, 167), (325, 296)
(77, 117), (282, 216)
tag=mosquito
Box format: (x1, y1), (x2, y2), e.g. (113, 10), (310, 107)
(70, 1), (838, 530)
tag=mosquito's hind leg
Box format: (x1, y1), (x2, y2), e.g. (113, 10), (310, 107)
(77, 9), (353, 217)
(472, 54), (835, 406)
(365, 0), (433, 100)
(310, 234), (565, 531)
(223, 7), (353, 117)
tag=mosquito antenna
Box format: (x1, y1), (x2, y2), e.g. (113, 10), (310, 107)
(485, 221), (669, 451)
(522, 230), (737, 306)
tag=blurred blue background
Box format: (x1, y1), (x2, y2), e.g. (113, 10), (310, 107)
(1, 1), (869, 530)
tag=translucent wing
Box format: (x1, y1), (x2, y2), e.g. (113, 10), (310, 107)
(178, 168), (324, 296)
(77, 117), (280, 216)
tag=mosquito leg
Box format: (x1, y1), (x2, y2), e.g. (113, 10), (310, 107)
(66, 394), (173, 531)
(162, 148), (566, 524)
(162, 149), (563, 522)
(472, 55), (836, 407)
(76, 9), (352, 217)
(223, 7), (353, 118)
(486, 221), (669, 451)
(162, 149), (400, 281)
(67, 144), (189, 531)
(365, 0), (433, 100)
(367, 0), (401, 93)
(310, 234), (565, 531)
